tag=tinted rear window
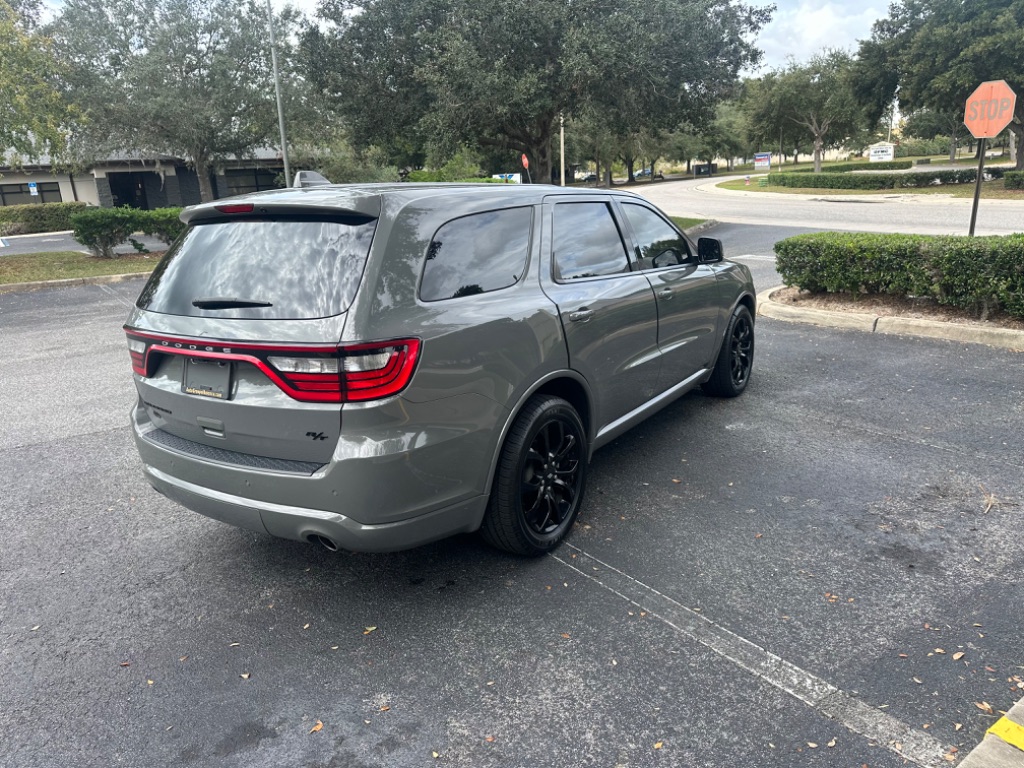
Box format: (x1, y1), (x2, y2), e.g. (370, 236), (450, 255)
(136, 217), (377, 319)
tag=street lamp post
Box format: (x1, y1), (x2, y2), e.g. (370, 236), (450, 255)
(265, 0), (291, 187)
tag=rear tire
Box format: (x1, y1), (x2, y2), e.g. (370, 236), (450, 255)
(702, 304), (754, 398)
(481, 395), (587, 556)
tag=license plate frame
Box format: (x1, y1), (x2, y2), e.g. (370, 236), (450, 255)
(182, 357), (233, 400)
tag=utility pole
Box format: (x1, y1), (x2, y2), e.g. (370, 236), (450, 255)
(266, 0), (291, 187)
(560, 114), (566, 186)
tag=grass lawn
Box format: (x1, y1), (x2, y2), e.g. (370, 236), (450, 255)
(671, 216), (706, 230)
(715, 177), (1023, 200)
(0, 250), (157, 285)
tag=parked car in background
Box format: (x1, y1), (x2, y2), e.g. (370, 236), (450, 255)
(124, 182), (755, 556)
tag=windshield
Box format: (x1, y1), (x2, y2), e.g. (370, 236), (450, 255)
(136, 216), (377, 320)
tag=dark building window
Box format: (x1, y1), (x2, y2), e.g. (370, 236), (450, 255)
(0, 182), (63, 206)
(224, 168), (283, 196)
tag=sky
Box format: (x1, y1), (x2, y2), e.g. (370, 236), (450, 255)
(752, 0), (888, 70)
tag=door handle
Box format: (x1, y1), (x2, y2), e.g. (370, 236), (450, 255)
(659, 287), (675, 300)
(568, 309), (595, 323)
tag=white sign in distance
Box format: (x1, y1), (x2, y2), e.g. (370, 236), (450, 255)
(869, 143), (895, 163)
(754, 153), (771, 170)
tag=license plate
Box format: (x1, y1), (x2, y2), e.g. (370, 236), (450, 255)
(182, 358), (233, 400)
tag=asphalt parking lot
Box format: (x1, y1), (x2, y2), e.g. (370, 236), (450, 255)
(1, 238), (1022, 767)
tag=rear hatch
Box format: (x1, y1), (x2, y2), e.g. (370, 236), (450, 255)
(125, 207), (395, 466)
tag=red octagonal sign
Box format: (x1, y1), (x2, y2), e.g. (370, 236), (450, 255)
(964, 80), (1017, 139)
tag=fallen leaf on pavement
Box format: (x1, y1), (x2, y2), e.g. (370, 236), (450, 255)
(309, 720), (323, 734)
(485, 736), (494, 743)
(934, 648), (945, 654)
(807, 742), (818, 748)
(561, 633), (571, 639)
(913, 677), (923, 684)
(432, 751), (440, 759)
(240, 673), (251, 680)
(119, 661), (131, 667)
(380, 705), (390, 712)
(147, 679), (154, 686)
(363, 626), (377, 635)
(953, 652), (965, 660)
(975, 701), (994, 714)
(303, 623), (310, 630)
(827, 739), (836, 748)
(955, 723), (963, 731)
(229, 642), (240, 647)
(653, 742), (663, 750)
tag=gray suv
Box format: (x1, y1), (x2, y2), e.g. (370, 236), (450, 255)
(125, 183), (755, 556)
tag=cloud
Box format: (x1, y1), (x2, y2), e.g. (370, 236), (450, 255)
(754, 0), (886, 70)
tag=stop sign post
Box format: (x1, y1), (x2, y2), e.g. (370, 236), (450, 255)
(964, 80), (1018, 235)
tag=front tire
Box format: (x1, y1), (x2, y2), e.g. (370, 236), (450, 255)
(481, 395), (587, 556)
(702, 304), (754, 397)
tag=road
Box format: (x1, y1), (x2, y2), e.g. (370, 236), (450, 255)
(1, 221), (1021, 768)
(635, 175), (1024, 236)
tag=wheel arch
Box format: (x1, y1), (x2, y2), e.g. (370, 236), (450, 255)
(480, 371), (595, 504)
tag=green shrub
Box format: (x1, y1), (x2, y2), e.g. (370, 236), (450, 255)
(404, 171), (505, 183)
(137, 208), (185, 245)
(70, 207), (143, 258)
(788, 160), (912, 174)
(767, 167), (1006, 190)
(775, 232), (1024, 320)
(0, 201), (89, 236)
(1005, 171), (1024, 190)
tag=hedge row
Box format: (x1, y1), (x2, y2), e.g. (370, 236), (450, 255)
(767, 167), (1007, 190)
(405, 171), (504, 183)
(0, 202), (89, 236)
(1006, 171), (1024, 190)
(789, 160), (913, 173)
(774, 232), (1024, 320)
(70, 207), (185, 258)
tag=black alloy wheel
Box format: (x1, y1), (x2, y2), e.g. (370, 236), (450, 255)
(702, 304), (755, 398)
(481, 394), (588, 556)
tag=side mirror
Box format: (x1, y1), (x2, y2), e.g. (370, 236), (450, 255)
(697, 237), (724, 263)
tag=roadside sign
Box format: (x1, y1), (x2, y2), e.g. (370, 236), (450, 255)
(754, 152), (771, 170)
(28, 182), (39, 196)
(869, 142), (895, 162)
(491, 173), (521, 184)
(964, 80), (1017, 139)
(521, 153), (529, 170)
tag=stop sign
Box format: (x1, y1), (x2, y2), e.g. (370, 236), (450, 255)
(964, 80), (1017, 139)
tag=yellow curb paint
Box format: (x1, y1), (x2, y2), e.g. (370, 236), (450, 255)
(988, 716), (1024, 752)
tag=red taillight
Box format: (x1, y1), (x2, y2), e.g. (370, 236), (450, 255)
(124, 329), (420, 403)
(214, 203), (254, 214)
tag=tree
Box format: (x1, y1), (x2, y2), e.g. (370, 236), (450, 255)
(856, 0), (1024, 169)
(751, 52), (866, 173)
(1, 0), (74, 166)
(303, 0), (772, 182)
(49, 0), (300, 201)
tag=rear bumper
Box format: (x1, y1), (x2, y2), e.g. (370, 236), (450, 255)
(143, 463), (486, 552)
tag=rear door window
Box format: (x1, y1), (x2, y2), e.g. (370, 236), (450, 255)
(420, 207), (532, 301)
(136, 217), (377, 319)
(552, 202), (630, 280)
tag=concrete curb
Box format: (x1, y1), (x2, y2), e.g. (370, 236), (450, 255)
(684, 219), (719, 237)
(959, 698), (1024, 768)
(0, 271), (153, 295)
(757, 286), (1024, 352)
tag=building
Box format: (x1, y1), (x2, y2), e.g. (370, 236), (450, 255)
(0, 151), (285, 209)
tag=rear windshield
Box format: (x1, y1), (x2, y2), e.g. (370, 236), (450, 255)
(136, 216), (377, 320)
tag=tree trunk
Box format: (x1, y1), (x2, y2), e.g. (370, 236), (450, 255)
(1010, 123), (1022, 169)
(813, 137), (823, 173)
(195, 156), (215, 202)
(626, 157), (635, 182)
(949, 131), (957, 162)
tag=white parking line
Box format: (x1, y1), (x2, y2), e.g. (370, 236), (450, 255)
(553, 545), (950, 768)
